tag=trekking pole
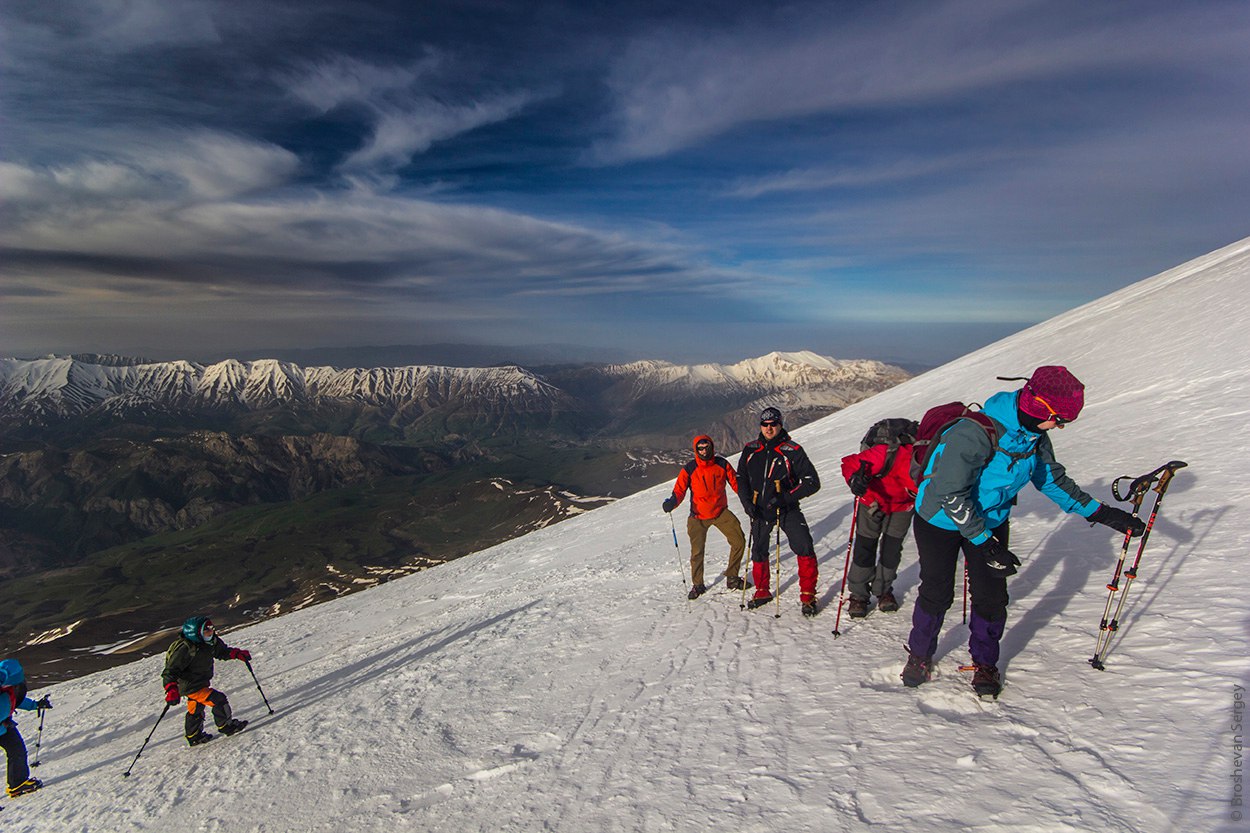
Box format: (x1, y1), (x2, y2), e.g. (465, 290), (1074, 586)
(245, 660), (277, 715)
(123, 703), (171, 777)
(961, 560), (968, 625)
(1089, 460), (1187, 670)
(31, 707), (46, 768)
(668, 513), (688, 589)
(831, 497), (861, 637)
(772, 481), (783, 619)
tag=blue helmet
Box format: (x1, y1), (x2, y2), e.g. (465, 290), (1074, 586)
(0, 659), (24, 686)
(181, 616), (214, 644)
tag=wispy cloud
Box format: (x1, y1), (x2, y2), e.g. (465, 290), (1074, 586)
(591, 0), (1250, 162)
(726, 153), (1010, 199)
(285, 53), (543, 176)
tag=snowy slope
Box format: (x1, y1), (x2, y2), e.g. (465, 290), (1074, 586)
(4, 238), (1248, 831)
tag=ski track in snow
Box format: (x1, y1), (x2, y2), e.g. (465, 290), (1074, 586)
(4, 239), (1250, 831)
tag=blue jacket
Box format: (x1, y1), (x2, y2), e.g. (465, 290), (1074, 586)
(914, 389), (1099, 544)
(0, 659), (38, 737)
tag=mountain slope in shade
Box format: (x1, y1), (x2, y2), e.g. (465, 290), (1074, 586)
(3, 237), (1247, 831)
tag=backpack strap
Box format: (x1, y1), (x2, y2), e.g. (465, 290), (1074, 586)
(871, 445), (898, 480)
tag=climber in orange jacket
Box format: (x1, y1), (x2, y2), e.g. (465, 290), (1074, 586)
(663, 435), (747, 599)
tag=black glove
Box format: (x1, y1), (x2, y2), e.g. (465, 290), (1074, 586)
(36, 696), (52, 710)
(971, 536), (1021, 576)
(765, 492), (792, 515)
(1089, 504), (1146, 538)
(661, 496), (678, 514)
(848, 470), (868, 497)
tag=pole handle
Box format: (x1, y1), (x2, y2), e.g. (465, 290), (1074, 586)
(1113, 460), (1188, 501)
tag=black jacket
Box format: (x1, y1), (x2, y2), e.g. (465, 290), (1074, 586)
(737, 430), (821, 517)
(162, 635), (233, 695)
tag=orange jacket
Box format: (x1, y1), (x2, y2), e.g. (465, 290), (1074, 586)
(669, 435), (740, 520)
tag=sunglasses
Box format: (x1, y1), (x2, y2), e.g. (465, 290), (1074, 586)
(760, 420), (781, 428)
(1031, 394), (1071, 427)
(696, 442), (712, 449)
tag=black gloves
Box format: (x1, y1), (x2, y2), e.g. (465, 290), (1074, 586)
(848, 471), (868, 497)
(971, 536), (1020, 576)
(37, 695), (52, 710)
(662, 496), (678, 513)
(1090, 504), (1146, 537)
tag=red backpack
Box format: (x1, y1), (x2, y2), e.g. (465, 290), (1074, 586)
(908, 402), (998, 483)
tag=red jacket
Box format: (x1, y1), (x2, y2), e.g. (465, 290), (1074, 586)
(840, 443), (916, 513)
(669, 435), (739, 520)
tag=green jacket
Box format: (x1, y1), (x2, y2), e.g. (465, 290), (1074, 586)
(162, 635), (232, 694)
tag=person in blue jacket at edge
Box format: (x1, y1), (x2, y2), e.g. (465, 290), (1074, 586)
(901, 366), (1146, 698)
(1, 658), (52, 799)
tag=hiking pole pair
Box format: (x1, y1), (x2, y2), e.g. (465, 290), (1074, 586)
(123, 703), (171, 777)
(1089, 460), (1187, 670)
(831, 497), (861, 637)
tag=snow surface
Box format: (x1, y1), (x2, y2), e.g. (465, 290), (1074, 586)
(5, 238), (1249, 831)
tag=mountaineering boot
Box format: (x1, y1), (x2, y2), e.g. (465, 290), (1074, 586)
(687, 583), (707, 600)
(848, 596), (870, 619)
(877, 590), (899, 612)
(218, 719), (249, 736)
(746, 593), (773, 610)
(801, 601), (819, 618)
(187, 731), (215, 747)
(901, 651), (933, 688)
(971, 665), (1002, 699)
(725, 575), (747, 592)
(6, 778), (42, 798)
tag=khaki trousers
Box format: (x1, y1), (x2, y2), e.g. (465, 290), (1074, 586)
(687, 509), (746, 585)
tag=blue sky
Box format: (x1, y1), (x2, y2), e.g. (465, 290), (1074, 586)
(1, 0), (1247, 366)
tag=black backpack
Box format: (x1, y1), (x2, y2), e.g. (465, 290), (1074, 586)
(859, 417), (919, 478)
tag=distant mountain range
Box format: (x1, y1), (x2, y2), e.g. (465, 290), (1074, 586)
(0, 349), (909, 680)
(0, 350), (907, 448)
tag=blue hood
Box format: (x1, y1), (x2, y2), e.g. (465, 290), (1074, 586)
(0, 659), (24, 686)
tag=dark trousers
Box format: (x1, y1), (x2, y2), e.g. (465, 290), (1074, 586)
(749, 509), (815, 562)
(908, 516), (1011, 666)
(848, 505), (912, 598)
(913, 516), (1010, 621)
(750, 509), (819, 600)
(185, 688), (233, 738)
(0, 722), (30, 789)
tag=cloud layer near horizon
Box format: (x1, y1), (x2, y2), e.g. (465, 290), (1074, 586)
(2, 0), (1247, 364)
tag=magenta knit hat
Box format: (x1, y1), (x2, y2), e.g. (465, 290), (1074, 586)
(1018, 365), (1084, 422)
